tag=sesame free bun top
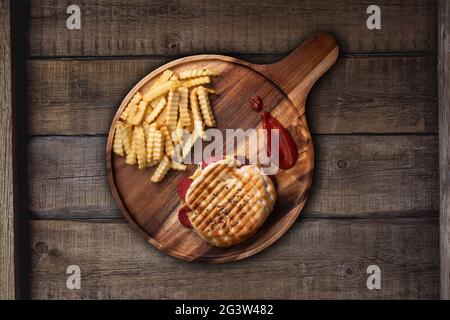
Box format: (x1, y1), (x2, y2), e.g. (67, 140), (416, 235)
(185, 159), (276, 247)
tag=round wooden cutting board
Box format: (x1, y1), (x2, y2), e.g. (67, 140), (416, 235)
(106, 33), (339, 263)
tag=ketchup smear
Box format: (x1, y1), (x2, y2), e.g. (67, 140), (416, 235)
(177, 177), (193, 201)
(262, 112), (298, 170)
(248, 95), (263, 111)
(178, 206), (193, 228)
(177, 178), (193, 228)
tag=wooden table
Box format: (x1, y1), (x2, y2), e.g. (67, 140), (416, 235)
(1, 0), (449, 299)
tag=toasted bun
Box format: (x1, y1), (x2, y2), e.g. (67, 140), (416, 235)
(185, 160), (276, 247)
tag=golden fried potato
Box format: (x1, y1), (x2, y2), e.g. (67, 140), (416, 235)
(121, 124), (133, 155)
(113, 122), (125, 156)
(143, 70), (172, 118)
(178, 86), (191, 127)
(145, 96), (166, 124)
(146, 160), (159, 167)
(125, 127), (137, 165)
(179, 69), (219, 80)
(121, 92), (142, 121)
(120, 104), (132, 121)
(144, 102), (154, 118)
(189, 88), (201, 121)
(172, 139), (183, 164)
(197, 86), (216, 127)
(143, 79), (180, 102)
(176, 117), (185, 145)
(125, 103), (138, 124)
(142, 69), (172, 121)
(170, 161), (187, 171)
(145, 123), (157, 163)
(150, 98), (161, 109)
(114, 66), (222, 182)
(130, 100), (148, 125)
(131, 91), (143, 103)
(134, 126), (147, 169)
(152, 129), (164, 161)
(160, 124), (175, 158)
(151, 156), (170, 183)
(155, 102), (168, 126)
(181, 76), (210, 88)
(156, 70), (175, 84)
(186, 110), (195, 133)
(189, 88), (204, 136)
(200, 87), (217, 94)
(165, 90), (180, 131)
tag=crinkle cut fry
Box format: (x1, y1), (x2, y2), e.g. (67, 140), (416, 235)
(113, 122), (125, 156)
(197, 86), (216, 127)
(179, 68), (219, 80)
(151, 156), (171, 183)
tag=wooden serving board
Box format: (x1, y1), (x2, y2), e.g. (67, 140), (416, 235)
(106, 33), (339, 263)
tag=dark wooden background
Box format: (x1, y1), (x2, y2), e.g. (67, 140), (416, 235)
(12, 0), (442, 299)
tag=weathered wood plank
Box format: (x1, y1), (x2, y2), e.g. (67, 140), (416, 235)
(27, 55), (437, 135)
(438, 0), (450, 300)
(28, 135), (439, 219)
(29, 218), (439, 299)
(0, 0), (17, 300)
(28, 0), (436, 57)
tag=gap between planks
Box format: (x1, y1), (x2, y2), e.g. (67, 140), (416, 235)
(26, 52), (437, 61)
(26, 0), (437, 56)
(26, 54), (438, 135)
(27, 135), (439, 220)
(27, 212), (440, 222)
(28, 133), (439, 138)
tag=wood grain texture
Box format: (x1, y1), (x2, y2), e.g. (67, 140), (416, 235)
(438, 0), (450, 300)
(29, 218), (439, 299)
(27, 55), (438, 135)
(28, 0), (436, 57)
(0, 0), (17, 299)
(28, 135), (438, 219)
(104, 34), (338, 262)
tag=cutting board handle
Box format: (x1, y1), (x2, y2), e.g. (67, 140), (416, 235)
(254, 33), (339, 113)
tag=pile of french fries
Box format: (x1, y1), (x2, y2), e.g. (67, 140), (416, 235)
(113, 68), (219, 183)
